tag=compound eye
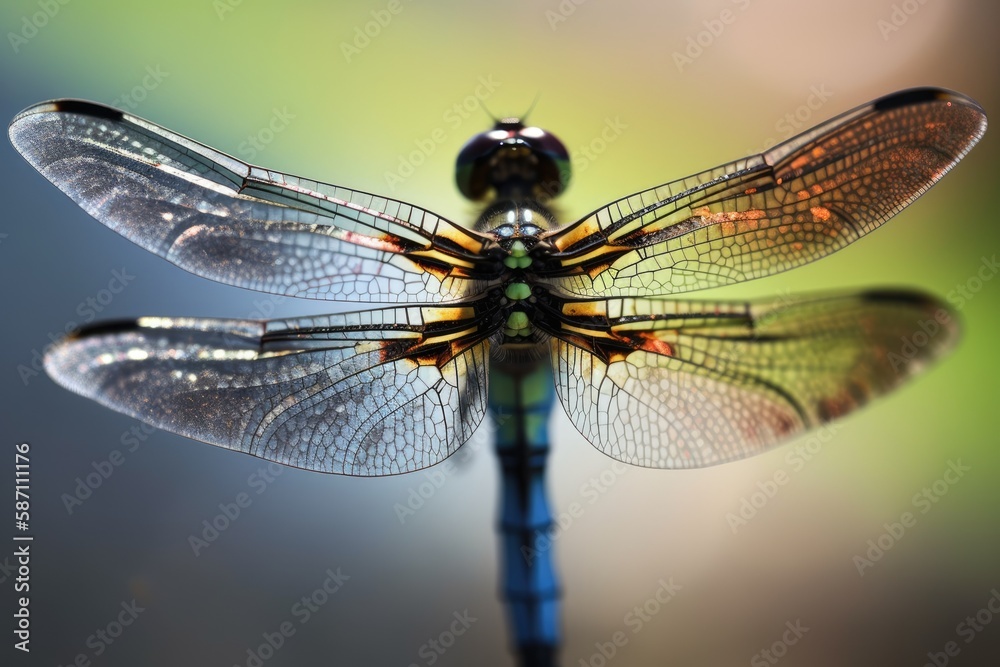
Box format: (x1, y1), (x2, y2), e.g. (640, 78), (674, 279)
(517, 127), (571, 198)
(519, 127), (567, 158)
(455, 132), (504, 200)
(455, 122), (572, 201)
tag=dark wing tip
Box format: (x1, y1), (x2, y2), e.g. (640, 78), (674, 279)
(859, 287), (961, 347)
(50, 99), (125, 121)
(874, 88), (988, 144)
(70, 318), (145, 340)
(859, 288), (943, 308)
(9, 99), (123, 151)
(43, 319), (144, 375)
(11, 99), (123, 126)
(41, 320), (145, 396)
(873, 87), (983, 114)
(859, 288), (958, 319)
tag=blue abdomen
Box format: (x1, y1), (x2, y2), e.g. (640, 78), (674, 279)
(489, 360), (559, 666)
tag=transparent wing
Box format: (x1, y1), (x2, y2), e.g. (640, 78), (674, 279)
(9, 100), (497, 303)
(543, 88), (987, 297)
(44, 306), (493, 476)
(548, 290), (957, 468)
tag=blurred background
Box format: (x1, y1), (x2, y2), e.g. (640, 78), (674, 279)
(1, 1), (998, 665)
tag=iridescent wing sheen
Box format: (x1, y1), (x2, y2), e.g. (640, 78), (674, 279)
(44, 306), (493, 475)
(8, 100), (497, 303)
(541, 88), (987, 297)
(547, 290), (957, 469)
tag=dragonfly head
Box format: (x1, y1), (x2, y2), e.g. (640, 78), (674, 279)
(456, 118), (570, 202)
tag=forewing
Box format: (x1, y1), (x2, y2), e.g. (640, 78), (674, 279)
(9, 100), (494, 303)
(550, 291), (957, 468)
(543, 88), (986, 296)
(44, 307), (492, 475)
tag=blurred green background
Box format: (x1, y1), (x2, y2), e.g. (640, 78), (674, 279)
(1, 1), (998, 665)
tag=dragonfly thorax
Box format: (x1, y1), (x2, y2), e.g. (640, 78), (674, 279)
(472, 200), (557, 358)
(477, 199), (554, 236)
(477, 199), (557, 276)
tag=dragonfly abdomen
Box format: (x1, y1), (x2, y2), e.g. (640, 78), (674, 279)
(489, 361), (560, 664)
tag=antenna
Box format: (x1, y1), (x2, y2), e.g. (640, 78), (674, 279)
(521, 92), (541, 123)
(480, 100), (501, 125)
(481, 94), (542, 125)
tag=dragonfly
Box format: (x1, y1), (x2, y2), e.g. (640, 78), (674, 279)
(9, 87), (986, 667)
